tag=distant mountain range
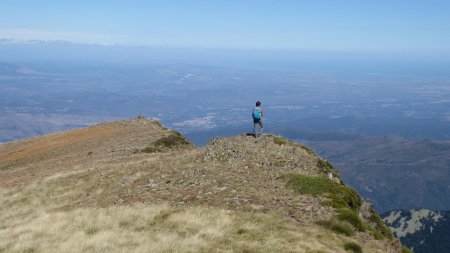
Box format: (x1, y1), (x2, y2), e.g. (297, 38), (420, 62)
(0, 37), (109, 46)
(382, 209), (450, 253)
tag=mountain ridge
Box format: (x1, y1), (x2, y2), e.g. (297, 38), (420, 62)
(0, 118), (405, 252)
(301, 136), (450, 212)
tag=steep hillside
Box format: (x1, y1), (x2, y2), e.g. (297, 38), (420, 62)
(383, 209), (450, 253)
(0, 118), (403, 253)
(301, 136), (450, 212)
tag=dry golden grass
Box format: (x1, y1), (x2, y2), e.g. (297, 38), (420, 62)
(0, 174), (398, 253)
(1, 195), (353, 253)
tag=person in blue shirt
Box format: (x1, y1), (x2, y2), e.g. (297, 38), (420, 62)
(252, 101), (264, 137)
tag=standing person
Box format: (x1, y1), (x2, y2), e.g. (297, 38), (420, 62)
(252, 101), (264, 137)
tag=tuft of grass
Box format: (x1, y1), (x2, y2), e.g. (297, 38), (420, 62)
(149, 210), (173, 226)
(118, 220), (129, 228)
(316, 159), (342, 180)
(141, 146), (158, 153)
(365, 208), (394, 239)
(402, 246), (413, 253)
(153, 131), (190, 148)
(298, 144), (315, 155)
(273, 160), (287, 167)
(152, 120), (168, 130)
(237, 228), (248, 235)
(268, 134), (315, 155)
(273, 136), (288, 145)
(84, 227), (99, 235)
(142, 131), (190, 153)
(337, 209), (365, 232)
(316, 219), (354, 237)
(317, 159), (334, 173)
(282, 173), (362, 212)
(371, 230), (383, 240)
(344, 242), (363, 253)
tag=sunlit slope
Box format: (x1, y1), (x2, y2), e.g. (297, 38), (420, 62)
(0, 118), (404, 253)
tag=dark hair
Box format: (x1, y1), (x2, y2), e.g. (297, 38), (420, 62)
(256, 101), (261, 106)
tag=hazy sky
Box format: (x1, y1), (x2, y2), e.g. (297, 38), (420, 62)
(1, 1), (450, 54)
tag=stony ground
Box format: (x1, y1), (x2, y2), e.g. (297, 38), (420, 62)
(0, 118), (403, 253)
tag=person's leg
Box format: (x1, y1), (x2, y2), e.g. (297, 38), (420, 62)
(258, 119), (264, 136)
(253, 121), (258, 137)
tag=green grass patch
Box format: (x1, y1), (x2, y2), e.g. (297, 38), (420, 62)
(344, 242), (363, 253)
(282, 173), (362, 211)
(316, 219), (354, 237)
(402, 246), (413, 253)
(337, 208), (365, 232)
(283, 173), (393, 240)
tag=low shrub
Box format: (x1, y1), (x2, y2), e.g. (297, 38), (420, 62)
(344, 242), (363, 253)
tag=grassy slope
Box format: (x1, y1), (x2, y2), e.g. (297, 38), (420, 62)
(0, 118), (402, 253)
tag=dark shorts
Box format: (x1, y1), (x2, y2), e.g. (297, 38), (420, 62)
(253, 118), (263, 126)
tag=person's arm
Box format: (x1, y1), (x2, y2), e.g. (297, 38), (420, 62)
(260, 107), (263, 117)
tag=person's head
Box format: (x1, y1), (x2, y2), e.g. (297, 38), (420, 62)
(256, 101), (261, 107)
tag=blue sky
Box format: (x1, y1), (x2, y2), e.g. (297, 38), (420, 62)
(1, 0), (450, 54)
